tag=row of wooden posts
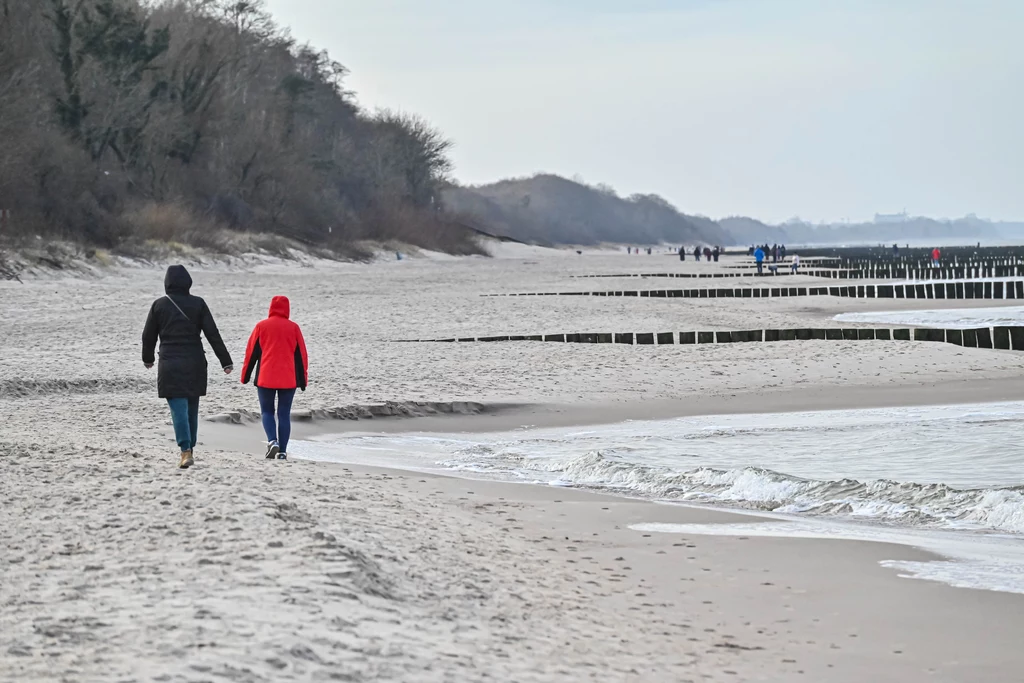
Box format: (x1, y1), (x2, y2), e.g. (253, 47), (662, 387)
(575, 271), (802, 279)
(790, 255), (1024, 267)
(401, 327), (1024, 350)
(783, 247), (1024, 261)
(574, 266), (1024, 280)
(489, 280), (1024, 301)
(782, 266), (1023, 280)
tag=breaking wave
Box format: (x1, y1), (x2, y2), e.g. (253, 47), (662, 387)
(441, 449), (1024, 535)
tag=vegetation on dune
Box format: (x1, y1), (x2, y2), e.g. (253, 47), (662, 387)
(0, 0), (484, 258)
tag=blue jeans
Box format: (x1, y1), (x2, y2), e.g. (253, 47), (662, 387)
(258, 388), (296, 453)
(167, 397), (200, 452)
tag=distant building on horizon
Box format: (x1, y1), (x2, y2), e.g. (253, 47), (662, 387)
(874, 210), (909, 224)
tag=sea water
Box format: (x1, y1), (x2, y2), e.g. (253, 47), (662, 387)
(835, 305), (1024, 328)
(292, 401), (1024, 594)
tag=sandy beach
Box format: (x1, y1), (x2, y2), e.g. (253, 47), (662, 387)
(4, 248), (1024, 682)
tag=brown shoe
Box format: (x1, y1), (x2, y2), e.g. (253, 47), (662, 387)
(179, 449), (194, 469)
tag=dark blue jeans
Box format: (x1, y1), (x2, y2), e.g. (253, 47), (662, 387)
(258, 388), (296, 453)
(167, 397), (200, 452)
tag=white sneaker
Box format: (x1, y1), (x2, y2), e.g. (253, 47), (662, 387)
(265, 441), (280, 460)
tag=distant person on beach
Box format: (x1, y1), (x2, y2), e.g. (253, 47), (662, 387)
(893, 243), (899, 257)
(694, 245), (701, 261)
(754, 246), (765, 274)
(142, 265), (233, 470)
(932, 247), (941, 267)
(712, 246), (720, 262)
(791, 254), (800, 273)
(703, 246), (712, 261)
(780, 244), (787, 260)
(241, 296), (309, 461)
(679, 246), (685, 261)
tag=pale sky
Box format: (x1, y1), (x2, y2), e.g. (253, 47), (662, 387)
(263, 0), (1024, 224)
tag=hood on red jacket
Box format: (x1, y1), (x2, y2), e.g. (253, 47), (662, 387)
(269, 296), (290, 319)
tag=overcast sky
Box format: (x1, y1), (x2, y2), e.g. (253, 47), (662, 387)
(263, 0), (1023, 224)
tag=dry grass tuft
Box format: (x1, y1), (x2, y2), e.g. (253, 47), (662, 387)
(122, 202), (232, 253)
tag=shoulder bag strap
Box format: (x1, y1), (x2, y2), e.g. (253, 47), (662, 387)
(165, 295), (200, 332)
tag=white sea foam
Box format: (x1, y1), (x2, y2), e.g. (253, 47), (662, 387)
(834, 305), (1024, 328)
(630, 520), (1024, 595)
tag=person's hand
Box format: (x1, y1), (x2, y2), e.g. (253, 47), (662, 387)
(223, 365), (233, 375)
(144, 363), (153, 370)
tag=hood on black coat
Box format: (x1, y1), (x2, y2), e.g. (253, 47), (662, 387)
(164, 265), (193, 295)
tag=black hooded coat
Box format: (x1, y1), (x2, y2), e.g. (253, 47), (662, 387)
(142, 265), (233, 398)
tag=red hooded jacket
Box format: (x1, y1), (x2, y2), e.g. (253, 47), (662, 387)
(241, 296), (309, 390)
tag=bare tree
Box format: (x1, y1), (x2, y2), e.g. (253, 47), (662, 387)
(0, 0), (470, 253)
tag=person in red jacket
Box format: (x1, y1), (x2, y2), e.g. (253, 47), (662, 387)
(241, 296), (309, 460)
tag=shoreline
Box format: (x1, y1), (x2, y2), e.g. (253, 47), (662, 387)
(201, 376), (1024, 441)
(199, 381), (1024, 593)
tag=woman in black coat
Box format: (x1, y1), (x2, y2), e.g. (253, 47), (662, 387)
(142, 265), (233, 469)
